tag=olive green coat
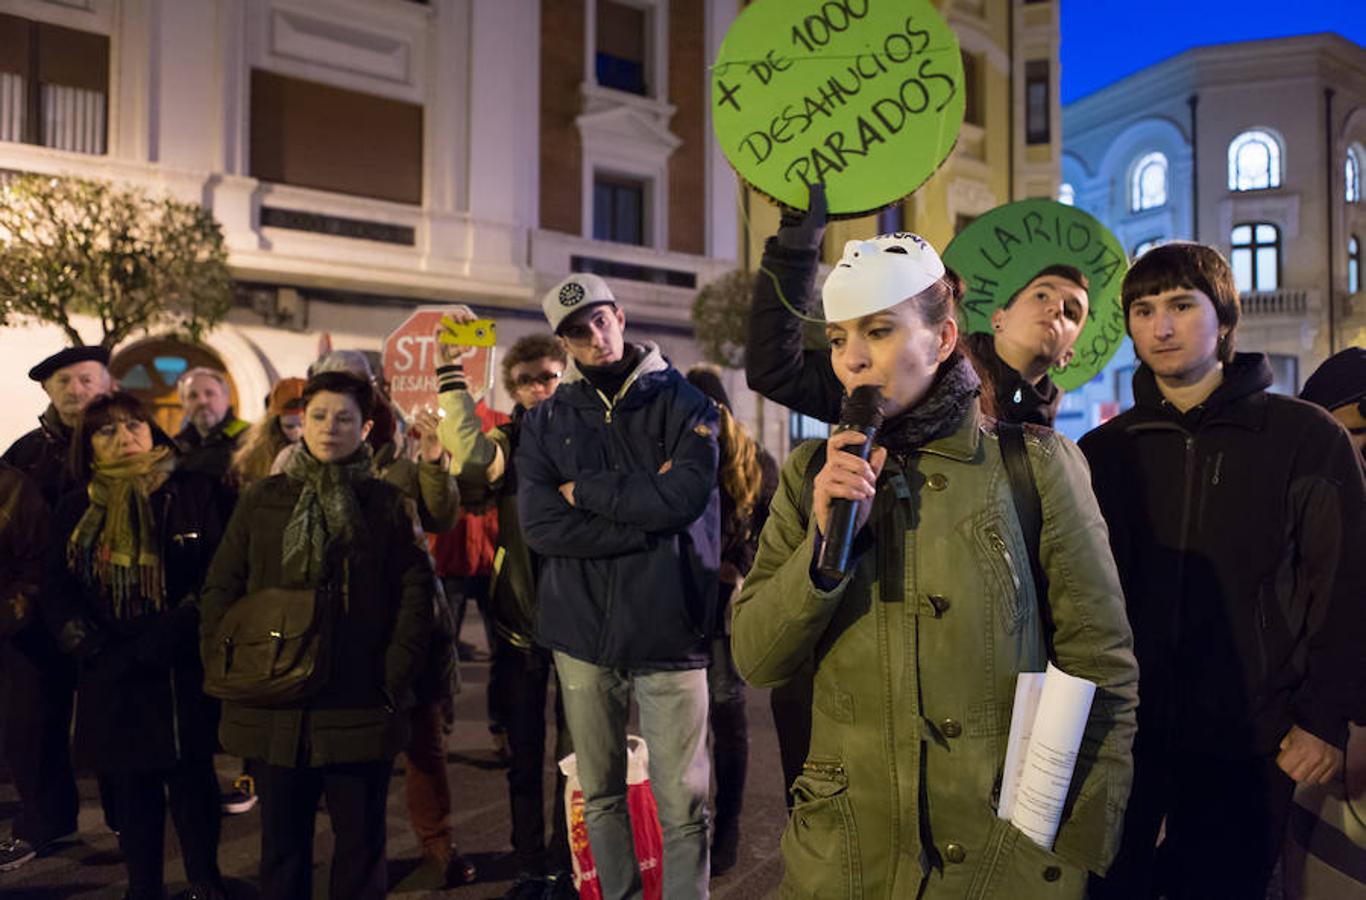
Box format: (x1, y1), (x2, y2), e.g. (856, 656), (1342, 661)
(199, 474), (434, 767)
(732, 403), (1138, 900)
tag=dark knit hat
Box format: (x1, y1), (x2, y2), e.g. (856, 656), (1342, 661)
(1300, 347), (1366, 412)
(28, 345), (111, 382)
(686, 367), (732, 411)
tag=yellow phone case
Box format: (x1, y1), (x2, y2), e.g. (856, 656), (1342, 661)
(437, 317), (496, 347)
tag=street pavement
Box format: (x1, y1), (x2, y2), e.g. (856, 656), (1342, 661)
(0, 612), (788, 899)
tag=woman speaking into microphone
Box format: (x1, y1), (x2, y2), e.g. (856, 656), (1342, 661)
(731, 233), (1139, 899)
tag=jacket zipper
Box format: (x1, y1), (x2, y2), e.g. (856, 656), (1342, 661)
(588, 360), (647, 654)
(593, 362), (649, 423)
(158, 491), (182, 759)
(987, 529), (1023, 597)
(802, 761), (846, 779)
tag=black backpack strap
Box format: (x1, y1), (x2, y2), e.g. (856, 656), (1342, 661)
(797, 440), (828, 523)
(998, 422), (1056, 662)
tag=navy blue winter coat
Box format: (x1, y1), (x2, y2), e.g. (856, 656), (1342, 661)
(516, 344), (720, 670)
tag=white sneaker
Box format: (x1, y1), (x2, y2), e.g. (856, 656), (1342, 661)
(220, 774), (258, 815)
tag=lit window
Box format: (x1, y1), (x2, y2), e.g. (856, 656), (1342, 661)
(1228, 130), (1282, 191)
(0, 14), (109, 154)
(1130, 152), (1168, 212)
(1347, 145), (1362, 204)
(1350, 235), (1361, 295)
(593, 174), (646, 245)
(1057, 182), (1075, 206)
(1230, 222), (1280, 292)
(596, 0), (649, 96)
(1133, 237), (1162, 259)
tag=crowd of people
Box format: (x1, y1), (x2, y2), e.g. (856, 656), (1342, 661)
(0, 184), (1363, 900)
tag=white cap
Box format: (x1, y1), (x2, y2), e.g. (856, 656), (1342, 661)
(542, 273), (616, 333)
(821, 233), (947, 322)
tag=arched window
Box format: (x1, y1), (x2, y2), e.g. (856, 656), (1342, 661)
(1350, 235), (1361, 295)
(1129, 152), (1167, 212)
(1347, 145), (1362, 204)
(1228, 130), (1282, 191)
(1230, 222), (1280, 292)
(1057, 182), (1075, 206)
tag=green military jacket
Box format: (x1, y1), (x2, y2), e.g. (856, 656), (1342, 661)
(732, 402), (1139, 900)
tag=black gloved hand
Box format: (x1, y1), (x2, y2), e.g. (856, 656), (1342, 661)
(777, 182), (828, 251)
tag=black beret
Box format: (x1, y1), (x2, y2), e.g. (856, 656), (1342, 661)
(1300, 347), (1366, 412)
(28, 345), (111, 382)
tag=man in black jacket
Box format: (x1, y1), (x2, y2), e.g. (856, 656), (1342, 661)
(1080, 243), (1366, 900)
(0, 345), (111, 871)
(517, 273), (720, 898)
(745, 185), (1090, 427)
(174, 367), (248, 482)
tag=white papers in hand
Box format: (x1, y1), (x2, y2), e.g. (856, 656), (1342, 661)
(995, 662), (1096, 851)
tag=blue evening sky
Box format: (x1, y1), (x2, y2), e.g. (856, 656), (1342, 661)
(1061, 0), (1366, 104)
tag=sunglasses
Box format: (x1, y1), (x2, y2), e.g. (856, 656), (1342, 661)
(513, 371), (562, 388)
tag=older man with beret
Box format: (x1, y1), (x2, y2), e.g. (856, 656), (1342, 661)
(4, 346), (113, 506)
(0, 345), (113, 871)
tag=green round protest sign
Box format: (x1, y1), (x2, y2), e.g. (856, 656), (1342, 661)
(943, 199), (1130, 391)
(712, 0), (964, 217)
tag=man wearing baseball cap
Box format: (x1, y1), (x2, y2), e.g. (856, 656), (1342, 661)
(516, 273), (722, 897)
(0, 345), (113, 871)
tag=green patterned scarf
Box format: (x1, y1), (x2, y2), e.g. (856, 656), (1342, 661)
(68, 445), (174, 619)
(281, 445), (373, 586)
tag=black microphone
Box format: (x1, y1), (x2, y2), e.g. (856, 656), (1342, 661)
(817, 385), (885, 581)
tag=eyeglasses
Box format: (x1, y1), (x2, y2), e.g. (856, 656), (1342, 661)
(513, 371), (562, 388)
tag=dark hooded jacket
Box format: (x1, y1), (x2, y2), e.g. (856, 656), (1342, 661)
(0, 462), (48, 636)
(745, 238), (1062, 426)
(3, 405), (78, 509)
(1078, 353), (1366, 755)
(516, 343), (720, 669)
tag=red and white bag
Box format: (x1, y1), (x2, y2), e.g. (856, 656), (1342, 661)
(560, 734), (664, 900)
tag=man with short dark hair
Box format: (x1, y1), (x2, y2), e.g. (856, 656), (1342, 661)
(745, 186), (1090, 427)
(0, 345), (112, 871)
(517, 273), (720, 898)
(174, 367), (247, 481)
(966, 263), (1089, 425)
(1080, 242), (1366, 900)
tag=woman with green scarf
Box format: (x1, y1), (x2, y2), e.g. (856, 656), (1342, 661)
(200, 371), (433, 900)
(44, 392), (229, 900)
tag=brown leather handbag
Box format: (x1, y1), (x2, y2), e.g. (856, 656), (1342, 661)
(202, 586), (334, 706)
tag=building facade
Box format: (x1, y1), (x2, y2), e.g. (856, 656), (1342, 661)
(0, 0), (744, 445)
(1060, 33), (1366, 438)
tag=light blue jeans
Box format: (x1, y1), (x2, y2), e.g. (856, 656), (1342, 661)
(553, 651), (711, 900)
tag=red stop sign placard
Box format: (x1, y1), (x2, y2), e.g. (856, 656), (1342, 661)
(382, 307), (495, 417)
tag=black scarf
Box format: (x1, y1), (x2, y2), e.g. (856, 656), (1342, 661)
(579, 345), (644, 402)
(877, 352), (981, 456)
